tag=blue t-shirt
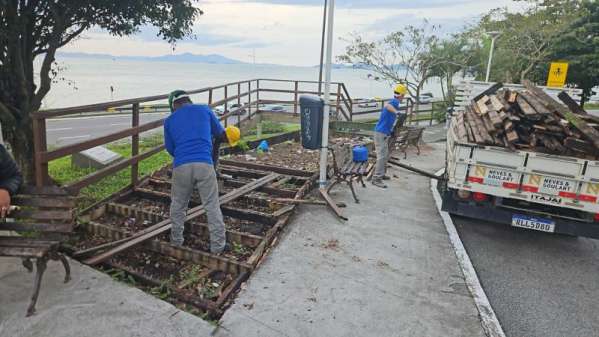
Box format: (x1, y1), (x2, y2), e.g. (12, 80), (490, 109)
(374, 98), (401, 135)
(164, 104), (225, 167)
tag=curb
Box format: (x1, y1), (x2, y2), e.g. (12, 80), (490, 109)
(430, 170), (506, 337)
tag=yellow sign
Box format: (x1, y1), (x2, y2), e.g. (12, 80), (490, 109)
(546, 62), (568, 88)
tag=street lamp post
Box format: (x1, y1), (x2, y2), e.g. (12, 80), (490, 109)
(319, 0), (335, 188)
(485, 31), (500, 82)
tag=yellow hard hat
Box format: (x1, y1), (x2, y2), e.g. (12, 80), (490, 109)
(225, 126), (241, 147)
(393, 84), (408, 95)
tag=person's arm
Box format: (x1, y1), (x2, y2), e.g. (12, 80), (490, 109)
(164, 123), (174, 156)
(0, 145), (23, 217)
(384, 102), (399, 115)
(208, 106), (226, 169)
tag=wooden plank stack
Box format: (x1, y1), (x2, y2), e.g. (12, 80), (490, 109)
(454, 83), (599, 159)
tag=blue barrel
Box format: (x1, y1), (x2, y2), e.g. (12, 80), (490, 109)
(299, 95), (324, 150)
(352, 145), (368, 162)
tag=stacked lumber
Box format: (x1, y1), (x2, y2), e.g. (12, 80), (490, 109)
(454, 83), (599, 159)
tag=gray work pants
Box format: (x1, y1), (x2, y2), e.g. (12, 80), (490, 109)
(170, 162), (226, 253)
(374, 131), (390, 179)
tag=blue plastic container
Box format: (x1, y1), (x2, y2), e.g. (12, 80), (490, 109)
(352, 145), (368, 162)
(258, 140), (269, 152)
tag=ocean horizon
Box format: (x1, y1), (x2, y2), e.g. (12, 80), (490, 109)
(40, 56), (449, 110)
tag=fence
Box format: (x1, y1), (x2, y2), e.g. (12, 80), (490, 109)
(32, 78), (434, 193)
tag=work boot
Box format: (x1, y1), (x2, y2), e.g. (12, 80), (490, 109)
(371, 178), (387, 188)
(213, 242), (231, 255)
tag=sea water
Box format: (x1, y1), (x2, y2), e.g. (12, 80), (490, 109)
(41, 57), (446, 109)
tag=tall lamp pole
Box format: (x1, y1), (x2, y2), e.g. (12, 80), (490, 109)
(319, 0), (335, 188)
(485, 31), (500, 82)
(318, 0), (328, 95)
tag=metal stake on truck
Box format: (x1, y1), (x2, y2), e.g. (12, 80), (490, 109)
(439, 80), (599, 239)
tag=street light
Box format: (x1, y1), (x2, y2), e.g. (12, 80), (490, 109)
(485, 31), (501, 82)
(319, 0), (335, 188)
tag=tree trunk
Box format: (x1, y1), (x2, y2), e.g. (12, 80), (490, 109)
(5, 115), (36, 184)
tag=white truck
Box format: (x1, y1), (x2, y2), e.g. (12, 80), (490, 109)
(440, 82), (599, 238)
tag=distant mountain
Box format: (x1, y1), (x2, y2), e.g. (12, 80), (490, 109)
(58, 52), (246, 64)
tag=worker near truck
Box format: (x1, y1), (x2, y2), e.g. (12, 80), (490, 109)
(164, 90), (240, 254)
(0, 144), (23, 219)
(372, 84), (408, 188)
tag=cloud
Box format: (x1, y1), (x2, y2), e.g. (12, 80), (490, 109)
(234, 41), (272, 48)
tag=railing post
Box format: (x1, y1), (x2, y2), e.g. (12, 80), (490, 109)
(430, 101), (434, 126)
(294, 81), (298, 115)
(224, 85), (228, 127)
(256, 80), (260, 113)
(32, 117), (50, 187)
(237, 82), (242, 127)
(336, 83), (341, 120)
(248, 81), (252, 120)
(208, 88), (213, 106)
(131, 103), (140, 186)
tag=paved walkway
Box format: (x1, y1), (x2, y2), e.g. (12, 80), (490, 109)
(0, 258), (214, 337)
(215, 143), (486, 337)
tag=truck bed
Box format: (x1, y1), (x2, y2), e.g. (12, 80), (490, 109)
(446, 123), (599, 214)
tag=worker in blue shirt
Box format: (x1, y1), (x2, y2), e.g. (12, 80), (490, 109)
(372, 84), (408, 188)
(164, 90), (240, 254)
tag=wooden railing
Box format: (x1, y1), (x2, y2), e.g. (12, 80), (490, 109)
(32, 77), (441, 193)
(33, 79), (261, 191)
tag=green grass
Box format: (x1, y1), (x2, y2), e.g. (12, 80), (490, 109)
(585, 102), (599, 110)
(241, 123), (299, 142)
(49, 133), (171, 210)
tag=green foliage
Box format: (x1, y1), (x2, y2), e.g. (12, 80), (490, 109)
(245, 121), (288, 136)
(0, 1), (201, 180)
(338, 20), (444, 98)
(236, 140), (250, 152)
(545, 0), (599, 104)
(48, 134), (171, 209)
(232, 242), (249, 255)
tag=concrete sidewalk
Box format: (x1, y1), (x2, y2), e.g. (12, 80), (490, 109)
(0, 258), (214, 337)
(215, 143), (486, 337)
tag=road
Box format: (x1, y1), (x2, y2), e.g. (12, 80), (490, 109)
(453, 216), (599, 337)
(46, 111), (249, 146)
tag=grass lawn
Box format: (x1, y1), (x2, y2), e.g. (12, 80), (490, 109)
(49, 133), (171, 210)
(586, 102), (599, 110)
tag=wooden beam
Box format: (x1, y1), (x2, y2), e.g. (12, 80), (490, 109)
(219, 159), (314, 177)
(83, 173), (279, 265)
(523, 81), (599, 150)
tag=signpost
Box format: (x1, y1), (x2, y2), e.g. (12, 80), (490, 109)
(546, 62), (569, 88)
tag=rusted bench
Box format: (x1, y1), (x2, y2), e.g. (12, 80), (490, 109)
(394, 127), (424, 159)
(0, 187), (75, 316)
(327, 147), (373, 204)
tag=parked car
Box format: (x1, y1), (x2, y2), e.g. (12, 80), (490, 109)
(229, 103), (246, 115)
(357, 97), (382, 108)
(264, 104), (285, 112)
(415, 93), (434, 104)
(213, 103), (246, 116)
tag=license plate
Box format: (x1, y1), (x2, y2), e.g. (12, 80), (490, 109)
(511, 214), (555, 233)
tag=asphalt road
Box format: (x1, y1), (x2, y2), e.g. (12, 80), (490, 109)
(45, 111), (249, 146)
(452, 216), (599, 337)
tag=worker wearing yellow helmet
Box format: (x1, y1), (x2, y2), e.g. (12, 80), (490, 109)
(164, 90), (240, 254)
(372, 83), (408, 188)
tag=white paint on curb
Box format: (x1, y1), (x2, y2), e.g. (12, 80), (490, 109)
(430, 169), (507, 337)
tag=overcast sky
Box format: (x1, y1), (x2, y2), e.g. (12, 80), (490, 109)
(62, 0), (525, 66)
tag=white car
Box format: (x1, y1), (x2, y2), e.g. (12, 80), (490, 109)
(357, 98), (382, 108)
